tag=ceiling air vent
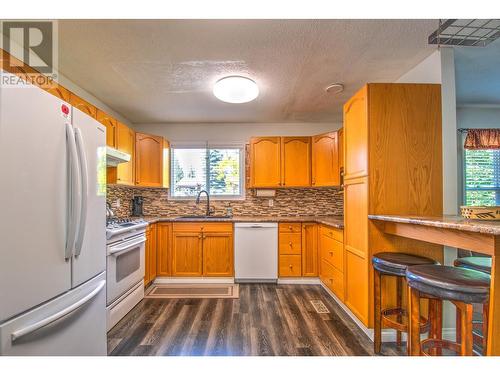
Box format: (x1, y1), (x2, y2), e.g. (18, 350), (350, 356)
(428, 19), (500, 47)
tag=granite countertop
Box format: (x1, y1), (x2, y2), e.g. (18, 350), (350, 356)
(369, 214), (500, 235)
(142, 215), (344, 229)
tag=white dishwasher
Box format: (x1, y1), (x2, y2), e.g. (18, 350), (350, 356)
(234, 222), (278, 283)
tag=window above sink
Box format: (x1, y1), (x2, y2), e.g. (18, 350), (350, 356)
(170, 143), (245, 200)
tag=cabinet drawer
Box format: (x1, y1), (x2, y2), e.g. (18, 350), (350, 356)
(320, 235), (344, 272)
(279, 255), (302, 277)
(320, 259), (344, 301)
(320, 225), (343, 242)
(172, 222), (233, 233)
(279, 233), (302, 255)
(279, 223), (302, 233)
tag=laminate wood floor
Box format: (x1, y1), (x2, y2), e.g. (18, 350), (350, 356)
(107, 283), (403, 356)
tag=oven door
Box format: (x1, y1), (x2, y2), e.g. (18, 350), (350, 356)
(106, 234), (146, 304)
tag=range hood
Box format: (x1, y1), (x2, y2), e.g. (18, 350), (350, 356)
(106, 146), (131, 167)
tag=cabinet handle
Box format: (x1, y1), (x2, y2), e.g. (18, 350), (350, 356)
(329, 251), (334, 256)
(198, 234), (202, 239)
(289, 242), (292, 246)
(202, 235), (206, 239)
(289, 265), (293, 269)
(289, 226), (292, 231)
(329, 278), (333, 283)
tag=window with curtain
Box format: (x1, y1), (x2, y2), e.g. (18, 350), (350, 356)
(170, 146), (243, 198)
(464, 129), (500, 206)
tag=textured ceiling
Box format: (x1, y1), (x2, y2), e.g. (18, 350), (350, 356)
(58, 20), (439, 124)
(455, 38), (500, 106)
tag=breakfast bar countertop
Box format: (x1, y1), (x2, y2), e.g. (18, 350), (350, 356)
(369, 214), (500, 236)
(141, 215), (344, 229)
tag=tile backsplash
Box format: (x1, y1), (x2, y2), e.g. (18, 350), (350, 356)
(107, 185), (343, 218)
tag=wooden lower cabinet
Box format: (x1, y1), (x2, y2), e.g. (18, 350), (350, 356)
(344, 249), (369, 326)
(171, 222), (233, 277)
(156, 223), (172, 276)
(278, 222), (318, 277)
(171, 232), (203, 276)
(319, 225), (345, 302)
(144, 224), (157, 285)
(203, 232), (234, 276)
(279, 255), (302, 276)
(301, 223), (318, 276)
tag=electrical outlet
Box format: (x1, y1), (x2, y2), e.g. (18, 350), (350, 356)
(115, 198), (121, 208)
(268, 199), (274, 207)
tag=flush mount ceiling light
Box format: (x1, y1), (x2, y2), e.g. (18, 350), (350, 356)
(325, 83), (344, 94)
(213, 76), (259, 104)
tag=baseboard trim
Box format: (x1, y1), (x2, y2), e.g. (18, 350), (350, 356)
(319, 281), (456, 343)
(278, 277), (321, 285)
(153, 277), (235, 284)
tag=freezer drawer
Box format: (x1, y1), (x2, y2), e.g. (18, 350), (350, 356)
(0, 272), (107, 356)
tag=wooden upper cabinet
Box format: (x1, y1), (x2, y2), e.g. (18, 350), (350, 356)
(115, 122), (135, 185)
(311, 132), (340, 187)
(343, 85), (368, 180)
(69, 93), (97, 118)
(96, 110), (117, 148)
(281, 137), (311, 187)
(203, 231), (234, 277)
(45, 85), (71, 102)
(250, 137), (281, 188)
(135, 132), (164, 187)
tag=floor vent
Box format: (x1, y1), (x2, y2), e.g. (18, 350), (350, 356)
(310, 299), (330, 314)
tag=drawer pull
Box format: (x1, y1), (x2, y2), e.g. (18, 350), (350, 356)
(289, 265), (293, 269)
(289, 242), (293, 246)
(289, 226), (293, 230)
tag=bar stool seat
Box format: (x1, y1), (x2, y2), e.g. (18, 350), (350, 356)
(406, 265), (490, 304)
(454, 257), (492, 274)
(372, 252), (438, 355)
(406, 265), (491, 356)
(373, 252), (438, 276)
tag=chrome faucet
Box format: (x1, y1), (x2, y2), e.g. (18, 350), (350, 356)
(195, 190), (214, 216)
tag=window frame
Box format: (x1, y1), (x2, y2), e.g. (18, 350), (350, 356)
(168, 142), (246, 201)
(462, 136), (500, 206)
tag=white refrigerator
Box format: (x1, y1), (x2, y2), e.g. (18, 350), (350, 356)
(0, 72), (107, 355)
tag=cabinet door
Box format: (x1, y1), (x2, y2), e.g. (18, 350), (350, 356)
(156, 223), (171, 276)
(343, 85), (368, 180)
(96, 110), (117, 148)
(311, 132), (339, 186)
(45, 85), (70, 102)
(144, 226), (152, 285)
(115, 122), (135, 185)
(171, 232), (203, 276)
(149, 224), (157, 283)
(203, 232), (233, 277)
(301, 223), (318, 277)
(135, 132), (164, 187)
(69, 93), (97, 118)
(281, 137), (311, 187)
(250, 137), (281, 187)
(343, 176), (369, 325)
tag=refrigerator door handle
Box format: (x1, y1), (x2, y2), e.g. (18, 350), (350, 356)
(10, 280), (106, 342)
(65, 123), (81, 259)
(74, 128), (88, 257)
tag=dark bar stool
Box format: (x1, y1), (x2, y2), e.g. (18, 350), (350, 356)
(454, 256), (492, 354)
(372, 252), (438, 355)
(406, 265), (491, 356)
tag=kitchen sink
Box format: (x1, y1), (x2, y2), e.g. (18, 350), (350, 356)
(175, 215), (232, 220)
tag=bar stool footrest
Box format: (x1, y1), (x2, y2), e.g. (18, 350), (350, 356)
(381, 307), (430, 333)
(421, 338), (461, 356)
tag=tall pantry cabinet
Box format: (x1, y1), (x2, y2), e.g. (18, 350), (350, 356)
(342, 83), (444, 327)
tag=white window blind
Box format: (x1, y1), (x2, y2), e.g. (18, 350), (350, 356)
(171, 146), (243, 198)
(464, 149), (500, 206)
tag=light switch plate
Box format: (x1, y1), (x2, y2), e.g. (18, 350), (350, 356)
(268, 199), (274, 207)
